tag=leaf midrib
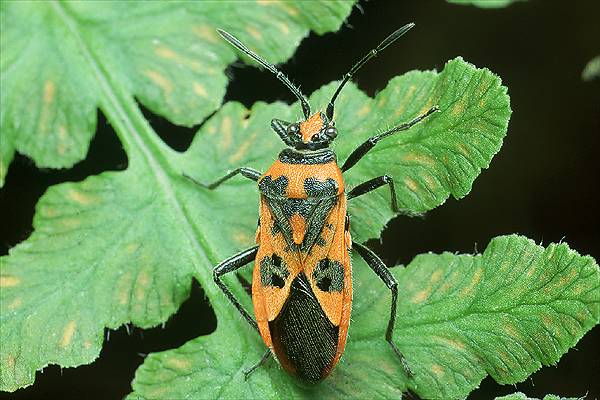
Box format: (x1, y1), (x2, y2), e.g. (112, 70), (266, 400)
(50, 0), (226, 310)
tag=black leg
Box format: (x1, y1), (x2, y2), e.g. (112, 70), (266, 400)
(347, 175), (398, 212)
(243, 348), (272, 380)
(341, 106), (439, 173)
(213, 246), (260, 331)
(184, 167), (261, 190)
(352, 241), (412, 377)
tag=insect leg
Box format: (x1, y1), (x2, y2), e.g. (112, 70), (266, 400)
(184, 167), (261, 190)
(341, 106), (439, 173)
(213, 246), (260, 331)
(347, 175), (398, 212)
(352, 241), (413, 377)
(243, 348), (272, 380)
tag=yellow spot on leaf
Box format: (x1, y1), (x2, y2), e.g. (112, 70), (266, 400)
(451, 98), (466, 117)
(394, 85), (417, 117)
(155, 45), (178, 60)
(57, 142), (67, 155)
(246, 26), (262, 41)
(430, 269), (443, 284)
(401, 152), (435, 167)
(117, 271), (133, 305)
(193, 25), (219, 43)
(84, 340), (92, 349)
(126, 243), (140, 254)
(404, 177), (418, 193)
(411, 287), (431, 303)
(39, 80), (56, 132)
(207, 125), (217, 135)
(7, 354), (15, 368)
(135, 269), (151, 301)
(58, 125), (67, 140)
(229, 131), (258, 164)
(357, 105), (371, 117)
(0, 275), (20, 287)
(7, 297), (22, 310)
(457, 143), (470, 158)
(279, 3), (299, 16)
(60, 320), (76, 348)
(154, 45), (203, 72)
(220, 116), (233, 150)
(144, 70), (173, 95)
(166, 357), (192, 371)
(193, 82), (208, 97)
(277, 21), (290, 35)
(43, 80), (55, 104)
(459, 267), (483, 297)
(431, 364), (444, 377)
(234, 230), (252, 246)
(256, 0), (272, 5)
(61, 217), (81, 228)
(42, 207), (58, 217)
(68, 189), (95, 205)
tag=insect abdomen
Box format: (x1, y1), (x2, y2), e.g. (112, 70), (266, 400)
(268, 272), (339, 382)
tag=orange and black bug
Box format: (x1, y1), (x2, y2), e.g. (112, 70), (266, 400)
(185, 23), (438, 382)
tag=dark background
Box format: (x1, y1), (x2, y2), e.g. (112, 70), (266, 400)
(1, 1), (599, 399)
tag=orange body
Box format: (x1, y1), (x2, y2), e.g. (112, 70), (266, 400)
(251, 150), (353, 381)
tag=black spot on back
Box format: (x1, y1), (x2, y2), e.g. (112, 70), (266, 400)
(260, 254), (289, 289)
(313, 258), (345, 292)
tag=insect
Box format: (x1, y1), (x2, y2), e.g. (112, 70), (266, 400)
(186, 23), (438, 382)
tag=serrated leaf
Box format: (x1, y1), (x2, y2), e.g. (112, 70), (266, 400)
(181, 57), (511, 242)
(0, 1), (356, 391)
(129, 235), (599, 399)
(0, 0), (355, 186)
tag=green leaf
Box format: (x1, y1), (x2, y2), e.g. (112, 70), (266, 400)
(181, 57), (511, 242)
(582, 55), (600, 81)
(447, 0), (526, 8)
(0, 1), (355, 391)
(495, 393), (583, 400)
(129, 235), (599, 399)
(0, 0), (355, 186)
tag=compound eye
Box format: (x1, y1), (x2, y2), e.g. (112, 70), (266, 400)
(326, 127), (337, 138)
(287, 123), (300, 136)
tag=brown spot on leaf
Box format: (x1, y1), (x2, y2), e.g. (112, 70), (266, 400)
(60, 320), (76, 348)
(0, 275), (20, 287)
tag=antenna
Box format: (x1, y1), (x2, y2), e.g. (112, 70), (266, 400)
(326, 23), (415, 120)
(217, 29), (311, 119)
